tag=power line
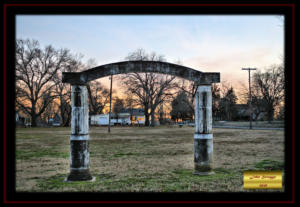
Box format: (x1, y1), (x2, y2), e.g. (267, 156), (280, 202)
(242, 68), (257, 129)
(108, 75), (113, 133)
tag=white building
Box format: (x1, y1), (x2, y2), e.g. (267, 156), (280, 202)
(90, 113), (131, 126)
(90, 111), (145, 126)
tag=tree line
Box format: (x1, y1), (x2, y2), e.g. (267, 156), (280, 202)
(15, 39), (285, 127)
(170, 65), (284, 123)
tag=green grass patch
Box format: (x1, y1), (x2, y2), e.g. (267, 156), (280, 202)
(37, 174), (97, 191)
(113, 152), (141, 157)
(161, 168), (236, 191)
(173, 168), (233, 179)
(35, 168), (238, 192)
(254, 160), (284, 170)
(16, 149), (69, 160)
(16, 133), (45, 140)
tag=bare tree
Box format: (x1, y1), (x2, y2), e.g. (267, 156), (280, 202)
(121, 49), (177, 126)
(251, 96), (268, 121)
(158, 103), (164, 124)
(59, 97), (72, 126)
(173, 78), (197, 119)
(113, 97), (124, 123)
(87, 80), (110, 116)
(252, 64), (284, 122)
(124, 93), (136, 125)
(15, 39), (74, 126)
(53, 54), (83, 126)
(40, 95), (58, 124)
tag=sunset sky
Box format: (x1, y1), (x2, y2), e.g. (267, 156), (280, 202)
(16, 15), (284, 94)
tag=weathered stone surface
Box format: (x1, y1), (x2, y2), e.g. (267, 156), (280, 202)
(70, 140), (90, 169)
(67, 169), (92, 181)
(71, 86), (89, 135)
(194, 139), (213, 173)
(62, 61), (220, 85)
(194, 85), (214, 175)
(195, 85), (212, 134)
(67, 85), (92, 181)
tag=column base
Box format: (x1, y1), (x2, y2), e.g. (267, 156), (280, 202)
(194, 163), (214, 175)
(194, 164), (214, 175)
(64, 176), (96, 182)
(66, 169), (93, 181)
(194, 136), (213, 175)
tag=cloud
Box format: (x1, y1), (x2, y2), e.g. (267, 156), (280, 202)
(183, 47), (282, 86)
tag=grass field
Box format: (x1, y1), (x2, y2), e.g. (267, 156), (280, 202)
(213, 120), (284, 128)
(16, 126), (284, 192)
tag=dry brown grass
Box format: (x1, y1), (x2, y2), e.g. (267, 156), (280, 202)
(16, 126), (284, 192)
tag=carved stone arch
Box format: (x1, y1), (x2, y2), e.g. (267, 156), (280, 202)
(62, 60), (220, 181)
(62, 61), (220, 85)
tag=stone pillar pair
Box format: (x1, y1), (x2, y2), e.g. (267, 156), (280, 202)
(66, 84), (214, 181)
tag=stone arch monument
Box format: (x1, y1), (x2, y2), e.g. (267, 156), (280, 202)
(62, 61), (220, 181)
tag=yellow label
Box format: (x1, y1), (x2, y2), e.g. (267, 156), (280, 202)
(243, 171), (282, 189)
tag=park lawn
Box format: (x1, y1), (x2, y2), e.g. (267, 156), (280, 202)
(15, 126), (284, 192)
(213, 120), (284, 128)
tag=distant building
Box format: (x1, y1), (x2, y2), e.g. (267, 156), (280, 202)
(90, 108), (145, 126)
(16, 112), (31, 127)
(235, 104), (250, 120)
(90, 113), (131, 126)
(235, 104), (268, 121)
(90, 114), (107, 126)
(16, 112), (25, 126)
(121, 108), (145, 125)
(48, 118), (54, 125)
(52, 113), (62, 126)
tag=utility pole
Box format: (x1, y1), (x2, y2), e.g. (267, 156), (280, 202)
(242, 68), (256, 129)
(108, 75), (113, 133)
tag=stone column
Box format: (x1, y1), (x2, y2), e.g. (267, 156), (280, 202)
(66, 85), (93, 181)
(194, 84), (214, 175)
